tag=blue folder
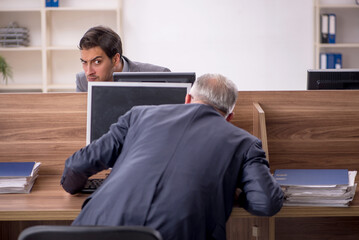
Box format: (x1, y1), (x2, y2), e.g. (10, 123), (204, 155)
(328, 14), (336, 44)
(274, 169), (349, 186)
(0, 162), (35, 177)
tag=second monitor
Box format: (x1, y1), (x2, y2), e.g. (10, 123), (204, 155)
(307, 69), (359, 90)
(113, 72), (196, 85)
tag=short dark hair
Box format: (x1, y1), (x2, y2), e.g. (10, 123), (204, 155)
(79, 26), (123, 59)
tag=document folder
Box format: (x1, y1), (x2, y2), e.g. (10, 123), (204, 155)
(0, 162), (35, 177)
(274, 169), (348, 187)
(328, 14), (336, 44)
(321, 14), (329, 43)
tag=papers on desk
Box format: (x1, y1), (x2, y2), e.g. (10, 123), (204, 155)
(0, 162), (41, 194)
(274, 169), (357, 207)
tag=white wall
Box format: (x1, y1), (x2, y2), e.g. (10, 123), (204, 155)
(122, 0), (314, 90)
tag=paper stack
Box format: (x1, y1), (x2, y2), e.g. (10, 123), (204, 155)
(0, 162), (41, 194)
(0, 22), (30, 47)
(274, 169), (357, 207)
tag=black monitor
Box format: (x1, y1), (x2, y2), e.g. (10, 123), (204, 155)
(86, 81), (191, 144)
(307, 69), (359, 90)
(113, 72), (196, 85)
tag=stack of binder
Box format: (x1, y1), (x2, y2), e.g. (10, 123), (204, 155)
(274, 169), (357, 207)
(320, 52), (342, 69)
(320, 13), (336, 44)
(0, 162), (41, 194)
(319, 13), (341, 69)
(0, 22), (30, 47)
(46, 0), (59, 7)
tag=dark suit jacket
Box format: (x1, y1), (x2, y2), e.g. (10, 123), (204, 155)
(61, 104), (283, 240)
(76, 56), (170, 92)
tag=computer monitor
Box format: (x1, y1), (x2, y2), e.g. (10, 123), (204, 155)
(307, 69), (359, 90)
(113, 72), (196, 85)
(86, 81), (191, 145)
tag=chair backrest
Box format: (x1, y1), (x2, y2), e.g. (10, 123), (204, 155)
(18, 225), (163, 240)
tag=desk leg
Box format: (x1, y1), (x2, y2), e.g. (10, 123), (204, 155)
(268, 217), (275, 240)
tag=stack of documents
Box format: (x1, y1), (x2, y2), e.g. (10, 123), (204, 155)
(274, 169), (357, 207)
(0, 162), (41, 194)
(0, 22), (30, 47)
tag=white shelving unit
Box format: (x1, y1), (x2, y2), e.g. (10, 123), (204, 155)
(314, 0), (359, 69)
(0, 0), (122, 92)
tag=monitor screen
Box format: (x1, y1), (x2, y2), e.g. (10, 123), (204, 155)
(113, 72), (196, 85)
(86, 82), (191, 144)
(307, 69), (359, 90)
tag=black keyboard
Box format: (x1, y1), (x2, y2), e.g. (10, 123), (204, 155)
(81, 178), (105, 193)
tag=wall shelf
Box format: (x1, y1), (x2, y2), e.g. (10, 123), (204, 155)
(316, 43), (359, 48)
(0, 0), (122, 92)
(314, 0), (359, 69)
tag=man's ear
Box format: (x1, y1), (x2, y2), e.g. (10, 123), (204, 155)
(112, 53), (121, 66)
(185, 94), (192, 104)
(226, 112), (234, 122)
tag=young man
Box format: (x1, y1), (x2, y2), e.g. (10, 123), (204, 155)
(76, 26), (170, 92)
(62, 73), (283, 240)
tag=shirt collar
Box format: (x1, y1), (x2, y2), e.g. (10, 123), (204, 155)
(121, 56), (129, 72)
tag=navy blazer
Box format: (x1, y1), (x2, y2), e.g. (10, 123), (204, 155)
(61, 103), (283, 240)
(76, 56), (170, 92)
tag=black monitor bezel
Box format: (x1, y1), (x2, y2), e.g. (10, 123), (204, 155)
(307, 69), (359, 90)
(113, 72), (196, 85)
(86, 81), (192, 145)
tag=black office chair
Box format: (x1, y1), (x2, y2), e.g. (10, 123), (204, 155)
(18, 225), (163, 240)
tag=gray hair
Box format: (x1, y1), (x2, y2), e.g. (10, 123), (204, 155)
(189, 73), (238, 116)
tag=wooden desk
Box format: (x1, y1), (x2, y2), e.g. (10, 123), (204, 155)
(232, 190), (359, 218)
(0, 175), (86, 240)
(0, 175), (85, 221)
(227, 90), (359, 240)
(1, 91), (359, 240)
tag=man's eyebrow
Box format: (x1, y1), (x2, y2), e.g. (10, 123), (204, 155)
(80, 56), (102, 62)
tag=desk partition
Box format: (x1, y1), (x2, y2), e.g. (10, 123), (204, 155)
(1, 91), (359, 240)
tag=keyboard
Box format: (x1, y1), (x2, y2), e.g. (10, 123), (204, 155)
(81, 178), (105, 193)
